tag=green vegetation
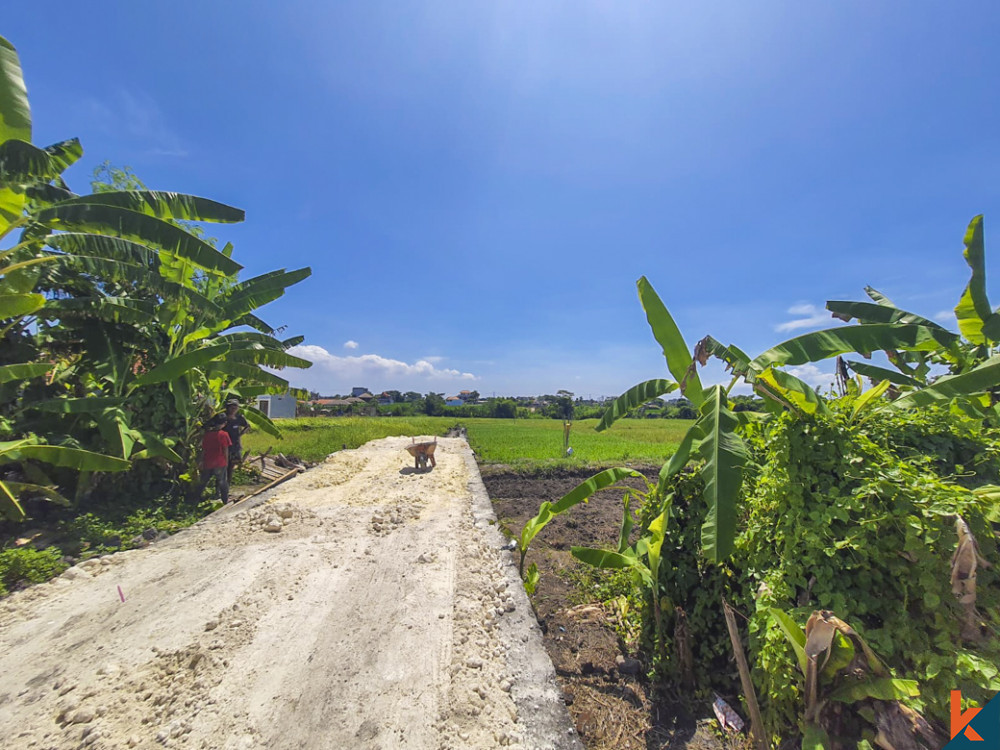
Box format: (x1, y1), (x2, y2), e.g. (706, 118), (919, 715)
(521, 216), (1000, 747)
(242, 416), (687, 467)
(0, 33), (310, 522)
(0, 545), (66, 595)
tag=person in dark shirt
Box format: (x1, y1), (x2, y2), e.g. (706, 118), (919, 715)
(199, 415), (232, 503)
(223, 399), (250, 483)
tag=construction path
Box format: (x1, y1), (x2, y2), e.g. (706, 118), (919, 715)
(0, 437), (582, 750)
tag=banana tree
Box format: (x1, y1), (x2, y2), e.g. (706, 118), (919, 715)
(0, 33), (312, 512)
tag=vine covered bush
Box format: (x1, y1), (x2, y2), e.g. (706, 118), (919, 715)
(739, 405), (1000, 735)
(629, 404), (1000, 741)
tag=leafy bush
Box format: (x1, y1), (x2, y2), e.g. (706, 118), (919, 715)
(0, 546), (67, 595)
(623, 404), (1000, 741)
(738, 406), (1000, 734)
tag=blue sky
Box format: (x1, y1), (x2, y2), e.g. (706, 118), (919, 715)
(7, 2), (1000, 397)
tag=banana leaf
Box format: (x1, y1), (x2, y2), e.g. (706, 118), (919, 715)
(10, 445), (130, 472)
(0, 292), (44, 318)
(637, 276), (703, 405)
(694, 385), (746, 562)
(891, 355), (1000, 410)
(0, 35), (31, 145)
(843, 359), (921, 387)
(596, 378), (677, 432)
(0, 362), (52, 383)
(750, 324), (958, 373)
(55, 190), (244, 224)
(133, 343), (230, 386)
(241, 404), (282, 438)
(826, 300), (945, 329)
(954, 215), (991, 344)
(32, 203), (241, 276)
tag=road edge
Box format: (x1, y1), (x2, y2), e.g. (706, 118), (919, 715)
(463, 447), (584, 750)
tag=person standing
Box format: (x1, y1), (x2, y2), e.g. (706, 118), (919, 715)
(199, 415), (232, 503)
(223, 398), (250, 483)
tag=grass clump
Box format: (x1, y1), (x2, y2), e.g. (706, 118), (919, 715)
(0, 546), (67, 595)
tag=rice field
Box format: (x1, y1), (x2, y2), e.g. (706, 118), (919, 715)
(242, 416), (686, 468)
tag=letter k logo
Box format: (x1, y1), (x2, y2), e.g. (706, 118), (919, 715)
(952, 690), (984, 741)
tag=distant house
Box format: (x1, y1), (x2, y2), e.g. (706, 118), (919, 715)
(256, 393), (296, 419)
(378, 392), (394, 405)
(351, 386), (370, 398)
(445, 396), (464, 407)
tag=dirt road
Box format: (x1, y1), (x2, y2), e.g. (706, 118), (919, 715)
(0, 437), (581, 750)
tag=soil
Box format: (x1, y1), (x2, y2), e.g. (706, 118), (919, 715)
(0, 438), (579, 750)
(482, 466), (735, 750)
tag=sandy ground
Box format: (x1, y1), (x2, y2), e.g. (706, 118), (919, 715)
(0, 437), (581, 750)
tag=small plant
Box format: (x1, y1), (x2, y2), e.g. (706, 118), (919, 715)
(0, 546), (67, 595)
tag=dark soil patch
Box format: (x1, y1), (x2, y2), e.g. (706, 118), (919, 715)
(482, 466), (735, 750)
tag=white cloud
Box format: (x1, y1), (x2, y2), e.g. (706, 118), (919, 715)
(421, 356), (443, 363)
(933, 310), (955, 323)
(775, 303), (834, 333)
(786, 364), (836, 392)
(286, 344), (478, 392)
(82, 90), (188, 157)
(344, 340), (359, 349)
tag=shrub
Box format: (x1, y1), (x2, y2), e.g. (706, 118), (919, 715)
(0, 546), (67, 595)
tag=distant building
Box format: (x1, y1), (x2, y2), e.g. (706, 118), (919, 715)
(256, 393), (296, 419)
(351, 386), (370, 398)
(445, 396), (464, 407)
(378, 392), (395, 405)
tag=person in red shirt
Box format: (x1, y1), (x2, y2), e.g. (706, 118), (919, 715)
(199, 415), (232, 503)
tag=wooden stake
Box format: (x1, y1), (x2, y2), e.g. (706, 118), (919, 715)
(722, 597), (768, 750)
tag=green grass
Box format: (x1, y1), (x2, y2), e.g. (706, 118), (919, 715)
(243, 416), (686, 468)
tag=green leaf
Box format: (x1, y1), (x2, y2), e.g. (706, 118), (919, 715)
(225, 347), (313, 369)
(9, 445), (130, 472)
(750, 324), (958, 373)
(864, 286), (896, 307)
(850, 380), (891, 422)
(769, 608), (808, 675)
(32, 203), (242, 276)
(0, 362), (52, 383)
(241, 404), (282, 438)
(801, 723), (830, 750)
(0, 479), (25, 519)
(41, 296), (157, 325)
(657, 425), (696, 494)
(519, 467), (643, 567)
(1, 480), (68, 506)
(31, 397), (124, 413)
(618, 492), (634, 554)
(0, 35), (31, 145)
(223, 267), (311, 319)
(571, 546), (649, 585)
(699, 335), (752, 377)
(130, 431), (182, 463)
(694, 386), (747, 562)
(843, 359), (921, 387)
(133, 343), (230, 386)
(55, 191), (244, 224)
(954, 215), (991, 344)
(755, 367), (830, 416)
(596, 379), (677, 432)
(206, 360), (289, 388)
(826, 299), (946, 329)
(891, 355), (1000, 410)
(523, 562), (540, 595)
(0, 292), (44, 318)
(828, 677), (920, 703)
(637, 276), (703, 406)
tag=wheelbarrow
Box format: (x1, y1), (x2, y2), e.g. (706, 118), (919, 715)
(405, 437), (437, 470)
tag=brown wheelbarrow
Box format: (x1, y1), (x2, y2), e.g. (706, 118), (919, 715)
(405, 437), (437, 470)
